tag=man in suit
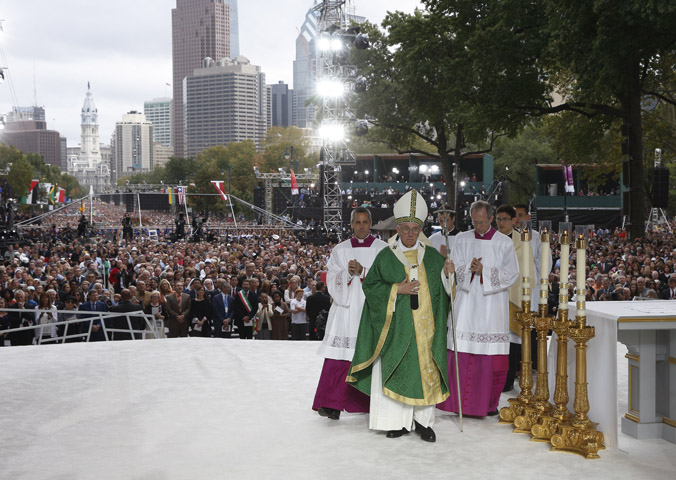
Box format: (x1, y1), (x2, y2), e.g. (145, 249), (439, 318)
(110, 289), (144, 340)
(165, 281), (191, 338)
(135, 280), (152, 309)
(305, 281), (331, 341)
(660, 274), (676, 300)
(212, 280), (235, 338)
(232, 278), (258, 339)
(79, 289), (109, 341)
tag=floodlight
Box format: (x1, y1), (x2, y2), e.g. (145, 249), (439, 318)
(331, 38), (343, 51)
(319, 123), (346, 142)
(317, 79), (345, 98)
(318, 37), (332, 51)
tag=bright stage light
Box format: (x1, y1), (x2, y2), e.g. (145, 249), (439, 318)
(317, 79), (346, 98)
(319, 123), (346, 142)
(318, 37), (332, 51)
(331, 38), (343, 51)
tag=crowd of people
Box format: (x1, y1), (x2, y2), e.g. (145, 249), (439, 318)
(1, 193), (674, 444)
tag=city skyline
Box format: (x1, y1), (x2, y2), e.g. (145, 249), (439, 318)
(0, 0), (421, 150)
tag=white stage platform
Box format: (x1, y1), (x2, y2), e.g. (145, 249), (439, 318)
(1, 339), (675, 479)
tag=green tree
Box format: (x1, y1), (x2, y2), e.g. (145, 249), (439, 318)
(493, 124), (556, 205)
(7, 157), (35, 199)
(430, 0), (676, 236)
(164, 157), (196, 184)
(260, 127), (315, 173)
(350, 10), (525, 207)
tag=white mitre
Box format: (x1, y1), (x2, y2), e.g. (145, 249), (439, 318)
(393, 189), (428, 227)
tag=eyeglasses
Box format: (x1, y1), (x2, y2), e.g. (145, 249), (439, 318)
(399, 226), (421, 235)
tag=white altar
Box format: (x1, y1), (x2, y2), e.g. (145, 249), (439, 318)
(547, 300), (676, 449)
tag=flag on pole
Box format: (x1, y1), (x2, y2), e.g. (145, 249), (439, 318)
(57, 188), (66, 203)
(176, 186), (186, 205)
(48, 185), (57, 205)
(168, 187), (174, 205)
(562, 164), (575, 193)
(211, 180), (228, 201)
(80, 201), (85, 213)
(23, 179), (39, 204)
(290, 169), (299, 196)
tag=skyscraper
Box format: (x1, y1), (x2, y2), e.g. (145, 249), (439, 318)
(183, 56), (267, 158)
(292, 8), (319, 129)
(111, 111), (154, 184)
(268, 81), (294, 128)
(144, 98), (173, 147)
(226, 0), (240, 58)
(172, 0), (234, 157)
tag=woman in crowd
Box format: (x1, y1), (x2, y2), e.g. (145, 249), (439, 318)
(144, 291), (166, 338)
(189, 286), (212, 337)
(254, 292), (273, 340)
(34, 292), (59, 343)
(269, 290), (290, 340)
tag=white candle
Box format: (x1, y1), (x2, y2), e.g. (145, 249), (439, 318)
(559, 241), (569, 311)
(539, 230), (550, 305)
(522, 230), (532, 305)
(576, 236), (586, 317)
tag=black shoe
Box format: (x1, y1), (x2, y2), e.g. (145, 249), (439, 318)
(386, 428), (409, 438)
(487, 409), (499, 416)
(414, 421), (436, 443)
(318, 407), (340, 420)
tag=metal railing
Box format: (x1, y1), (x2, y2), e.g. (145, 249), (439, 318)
(0, 307), (165, 346)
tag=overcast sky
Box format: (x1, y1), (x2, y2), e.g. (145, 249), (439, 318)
(0, 0), (422, 147)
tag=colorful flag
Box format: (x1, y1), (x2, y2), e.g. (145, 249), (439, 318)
(176, 186), (186, 205)
(168, 187), (174, 205)
(211, 180), (228, 201)
(48, 185), (57, 205)
(23, 179), (39, 204)
(57, 188), (66, 203)
(290, 169), (299, 196)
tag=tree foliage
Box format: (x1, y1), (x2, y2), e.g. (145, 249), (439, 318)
(0, 143), (83, 201)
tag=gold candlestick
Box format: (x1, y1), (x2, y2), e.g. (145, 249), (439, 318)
(499, 225), (535, 426)
(531, 308), (572, 441)
(550, 305), (605, 458)
(514, 304), (554, 435)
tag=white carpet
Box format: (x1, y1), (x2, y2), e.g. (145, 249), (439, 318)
(0, 339), (674, 480)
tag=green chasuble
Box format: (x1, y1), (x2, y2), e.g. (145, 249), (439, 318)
(347, 243), (450, 406)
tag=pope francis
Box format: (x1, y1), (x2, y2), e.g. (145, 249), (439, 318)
(347, 190), (454, 442)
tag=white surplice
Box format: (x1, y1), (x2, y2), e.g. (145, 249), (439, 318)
(318, 235), (387, 361)
(449, 228), (519, 356)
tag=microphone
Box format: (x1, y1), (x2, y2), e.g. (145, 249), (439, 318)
(411, 294), (418, 310)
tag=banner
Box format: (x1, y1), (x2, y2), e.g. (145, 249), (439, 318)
(211, 180), (228, 201)
(57, 188), (66, 203)
(176, 186), (186, 205)
(290, 169), (299, 196)
(48, 185), (57, 205)
(168, 187), (174, 205)
(562, 164), (575, 194)
(23, 179), (39, 204)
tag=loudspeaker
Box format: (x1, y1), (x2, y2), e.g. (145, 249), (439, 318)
(272, 187), (290, 215)
(622, 160), (631, 186)
(622, 191), (631, 216)
(253, 185), (265, 210)
(652, 167), (669, 208)
(124, 192), (134, 212)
